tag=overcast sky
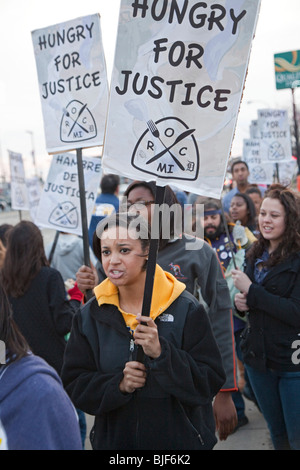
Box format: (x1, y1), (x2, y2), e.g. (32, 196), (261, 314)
(0, 0), (299, 180)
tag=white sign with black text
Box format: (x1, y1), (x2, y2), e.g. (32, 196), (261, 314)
(9, 151), (30, 211)
(257, 109), (292, 162)
(32, 14), (109, 153)
(35, 154), (102, 235)
(103, 0), (261, 198)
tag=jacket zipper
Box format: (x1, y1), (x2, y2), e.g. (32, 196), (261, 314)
(129, 337), (135, 361)
(128, 336), (140, 448)
(178, 401), (204, 446)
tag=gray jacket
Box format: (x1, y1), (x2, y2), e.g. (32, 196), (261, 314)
(157, 235), (237, 391)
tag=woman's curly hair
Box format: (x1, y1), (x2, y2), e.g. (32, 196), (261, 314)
(247, 184), (300, 267)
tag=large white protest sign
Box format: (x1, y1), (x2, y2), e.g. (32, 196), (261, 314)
(32, 14), (109, 154)
(103, 0), (261, 198)
(35, 154), (102, 235)
(243, 139), (274, 184)
(249, 120), (259, 139)
(9, 151), (30, 211)
(256, 109), (292, 162)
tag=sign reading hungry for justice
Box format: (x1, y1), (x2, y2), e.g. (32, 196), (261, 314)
(32, 14), (109, 154)
(103, 0), (261, 199)
(257, 109), (292, 162)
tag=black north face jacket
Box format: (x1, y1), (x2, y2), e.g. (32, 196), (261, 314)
(241, 252), (300, 372)
(61, 291), (225, 450)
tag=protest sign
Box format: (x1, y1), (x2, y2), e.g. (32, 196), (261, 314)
(35, 153), (102, 235)
(32, 14), (109, 153)
(256, 109), (292, 162)
(249, 120), (259, 139)
(8, 151), (30, 211)
(276, 159), (297, 185)
(26, 177), (42, 222)
(243, 139), (274, 184)
(103, 0), (261, 198)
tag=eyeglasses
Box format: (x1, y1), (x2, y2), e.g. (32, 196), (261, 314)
(123, 201), (155, 210)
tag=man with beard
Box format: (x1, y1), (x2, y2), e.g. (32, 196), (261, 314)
(200, 198), (254, 432)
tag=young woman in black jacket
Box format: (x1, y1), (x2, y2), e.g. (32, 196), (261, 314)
(232, 184), (300, 450)
(61, 213), (225, 450)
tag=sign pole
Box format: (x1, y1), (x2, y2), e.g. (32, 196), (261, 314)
(220, 203), (237, 269)
(76, 148), (93, 300)
(136, 184), (166, 363)
(48, 231), (60, 265)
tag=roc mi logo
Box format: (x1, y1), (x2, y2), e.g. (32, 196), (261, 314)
(0, 340), (5, 365)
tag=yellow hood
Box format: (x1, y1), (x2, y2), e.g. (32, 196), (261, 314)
(94, 264), (186, 332)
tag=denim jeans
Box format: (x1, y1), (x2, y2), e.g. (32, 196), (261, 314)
(232, 329), (246, 419)
(246, 365), (300, 450)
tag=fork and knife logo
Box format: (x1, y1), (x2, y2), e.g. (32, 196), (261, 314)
(60, 100), (97, 143)
(146, 120), (195, 171)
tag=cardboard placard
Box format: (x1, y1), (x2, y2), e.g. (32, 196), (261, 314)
(35, 153), (102, 235)
(8, 151), (30, 211)
(32, 14), (109, 153)
(103, 0), (261, 198)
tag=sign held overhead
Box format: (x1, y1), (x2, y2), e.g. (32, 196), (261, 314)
(103, 0), (261, 198)
(35, 153), (102, 236)
(32, 14), (109, 154)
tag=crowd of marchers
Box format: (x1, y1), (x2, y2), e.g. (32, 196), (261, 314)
(1, 162), (300, 451)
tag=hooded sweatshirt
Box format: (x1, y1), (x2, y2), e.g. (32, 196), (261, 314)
(94, 264), (186, 332)
(62, 264), (225, 450)
(0, 354), (82, 450)
(46, 233), (97, 281)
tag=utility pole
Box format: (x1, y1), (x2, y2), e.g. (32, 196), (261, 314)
(291, 81), (300, 190)
(26, 130), (37, 177)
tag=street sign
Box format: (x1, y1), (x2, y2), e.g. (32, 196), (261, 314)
(274, 50), (300, 90)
